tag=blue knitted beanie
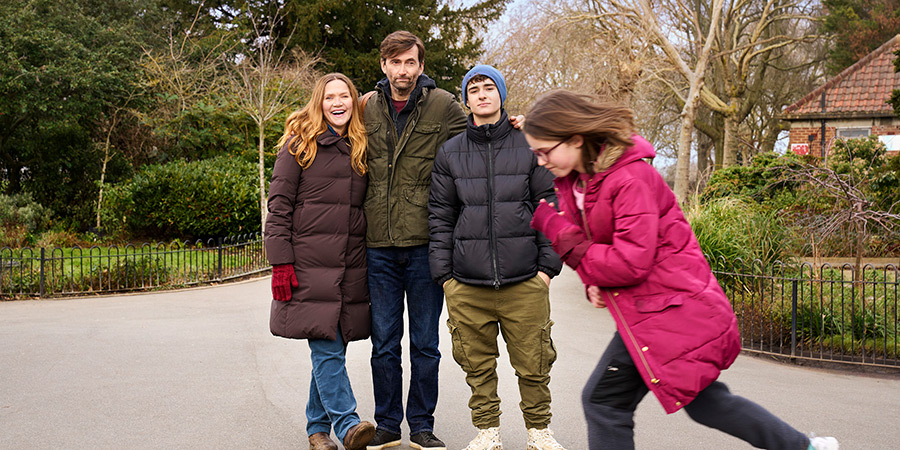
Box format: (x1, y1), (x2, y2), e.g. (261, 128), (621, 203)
(461, 64), (507, 107)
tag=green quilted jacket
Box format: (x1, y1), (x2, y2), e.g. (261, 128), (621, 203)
(363, 75), (466, 247)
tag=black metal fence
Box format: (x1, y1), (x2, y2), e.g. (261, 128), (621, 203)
(0, 233), (267, 299)
(710, 258), (900, 369)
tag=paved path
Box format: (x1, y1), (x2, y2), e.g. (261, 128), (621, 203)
(1, 268), (898, 449)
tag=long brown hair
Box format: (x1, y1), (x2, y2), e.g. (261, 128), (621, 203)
(276, 73), (368, 175)
(524, 90), (634, 174)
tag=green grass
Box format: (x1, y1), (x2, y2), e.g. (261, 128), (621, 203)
(723, 269), (900, 359)
(0, 240), (266, 297)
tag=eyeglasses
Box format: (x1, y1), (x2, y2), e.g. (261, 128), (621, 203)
(530, 138), (568, 161)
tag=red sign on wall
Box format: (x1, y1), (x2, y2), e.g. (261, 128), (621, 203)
(791, 143), (809, 155)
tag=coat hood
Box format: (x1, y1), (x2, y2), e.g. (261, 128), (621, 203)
(592, 134), (656, 178)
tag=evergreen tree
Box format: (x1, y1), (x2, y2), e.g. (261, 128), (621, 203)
(281, 0), (508, 94)
(0, 0), (150, 226)
(822, 0), (900, 74)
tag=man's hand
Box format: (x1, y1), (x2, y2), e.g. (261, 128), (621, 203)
(509, 114), (525, 129)
(538, 271), (551, 287)
(586, 285), (606, 308)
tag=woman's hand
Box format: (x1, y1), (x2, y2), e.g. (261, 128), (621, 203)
(586, 285), (606, 308)
(271, 264), (298, 301)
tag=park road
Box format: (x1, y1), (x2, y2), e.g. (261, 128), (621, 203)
(1, 267), (898, 449)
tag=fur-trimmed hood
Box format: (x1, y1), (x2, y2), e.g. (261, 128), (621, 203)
(592, 134), (655, 175)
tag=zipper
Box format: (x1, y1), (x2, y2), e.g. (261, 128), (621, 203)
(486, 131), (500, 289)
(606, 291), (659, 384)
(384, 100), (396, 243)
(577, 178), (593, 241)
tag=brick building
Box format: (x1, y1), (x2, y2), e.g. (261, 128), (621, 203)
(782, 34), (900, 158)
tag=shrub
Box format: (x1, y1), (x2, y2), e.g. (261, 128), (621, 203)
(36, 229), (82, 249)
(101, 156), (266, 239)
(0, 193), (53, 248)
(686, 196), (798, 269)
(701, 152), (807, 204)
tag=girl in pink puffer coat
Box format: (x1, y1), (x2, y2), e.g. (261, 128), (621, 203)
(525, 90), (838, 450)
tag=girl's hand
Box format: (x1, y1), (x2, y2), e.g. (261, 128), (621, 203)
(538, 198), (559, 211)
(531, 199), (570, 241)
(586, 285), (606, 308)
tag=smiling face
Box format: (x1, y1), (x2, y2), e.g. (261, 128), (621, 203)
(322, 79), (352, 135)
(380, 46), (424, 100)
(525, 133), (586, 177)
(466, 78), (502, 126)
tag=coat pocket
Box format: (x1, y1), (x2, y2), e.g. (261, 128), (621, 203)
(403, 183), (430, 207)
(634, 294), (684, 314)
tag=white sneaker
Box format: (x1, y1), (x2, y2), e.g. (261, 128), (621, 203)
(809, 436), (839, 450)
(527, 428), (566, 450)
(463, 427), (502, 450)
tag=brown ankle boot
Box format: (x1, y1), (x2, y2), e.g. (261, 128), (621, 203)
(308, 432), (338, 450)
(343, 421), (376, 450)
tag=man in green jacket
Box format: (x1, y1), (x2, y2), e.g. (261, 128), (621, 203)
(363, 30), (466, 450)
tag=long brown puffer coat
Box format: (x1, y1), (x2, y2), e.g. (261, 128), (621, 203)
(264, 132), (370, 342)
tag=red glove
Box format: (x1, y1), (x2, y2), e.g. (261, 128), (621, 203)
(530, 200), (576, 242)
(531, 200), (591, 267)
(271, 264), (298, 301)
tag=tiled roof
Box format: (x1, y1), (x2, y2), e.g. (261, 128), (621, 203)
(782, 34), (900, 119)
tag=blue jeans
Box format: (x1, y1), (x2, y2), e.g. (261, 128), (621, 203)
(367, 245), (444, 434)
(306, 324), (361, 441)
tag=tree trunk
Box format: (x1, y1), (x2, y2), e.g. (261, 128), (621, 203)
(697, 141), (709, 177)
(258, 123), (267, 234)
(96, 153), (109, 229)
(96, 115), (118, 230)
(722, 113), (739, 167)
(674, 97), (699, 202)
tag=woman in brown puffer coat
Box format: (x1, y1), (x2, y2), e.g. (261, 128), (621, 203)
(264, 73), (375, 450)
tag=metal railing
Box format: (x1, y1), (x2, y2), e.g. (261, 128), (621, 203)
(710, 257), (900, 369)
(0, 233), (267, 299)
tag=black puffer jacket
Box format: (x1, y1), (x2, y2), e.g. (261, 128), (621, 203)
(428, 111), (562, 288)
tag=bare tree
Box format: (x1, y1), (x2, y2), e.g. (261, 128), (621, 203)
(704, 0), (822, 166)
(483, 1), (681, 166)
(138, 7), (234, 152)
(225, 9), (321, 233)
(95, 90), (139, 231)
(782, 152), (900, 277)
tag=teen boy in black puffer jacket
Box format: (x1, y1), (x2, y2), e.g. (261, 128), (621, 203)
(427, 65), (565, 450)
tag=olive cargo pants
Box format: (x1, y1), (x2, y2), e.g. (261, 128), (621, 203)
(444, 275), (557, 429)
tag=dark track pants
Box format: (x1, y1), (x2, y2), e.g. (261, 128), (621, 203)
(582, 333), (810, 450)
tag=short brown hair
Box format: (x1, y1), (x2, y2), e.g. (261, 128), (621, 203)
(524, 90), (634, 175)
(380, 31), (425, 63)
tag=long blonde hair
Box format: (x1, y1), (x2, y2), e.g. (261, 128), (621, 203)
(276, 73), (368, 175)
(524, 90), (634, 175)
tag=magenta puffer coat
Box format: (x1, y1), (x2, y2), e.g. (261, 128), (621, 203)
(532, 135), (741, 414)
